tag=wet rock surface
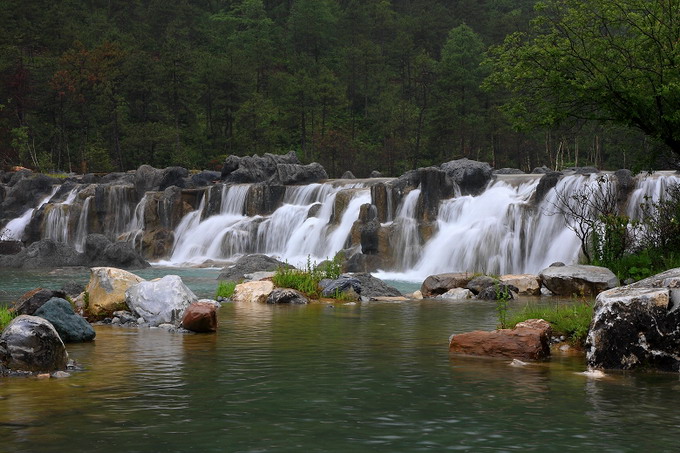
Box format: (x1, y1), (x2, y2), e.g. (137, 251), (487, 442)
(181, 301), (218, 332)
(126, 275), (197, 327)
(266, 288), (309, 305)
(421, 273), (475, 298)
(539, 264), (619, 296)
(13, 288), (67, 315)
(0, 315), (69, 372)
(34, 297), (96, 343)
(232, 281), (275, 303)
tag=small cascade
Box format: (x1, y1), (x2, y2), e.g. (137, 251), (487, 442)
(105, 186), (134, 237)
(626, 171), (680, 218)
(390, 188), (421, 269)
(0, 186), (59, 241)
(220, 184), (250, 215)
(43, 187), (79, 244)
(74, 196), (93, 252)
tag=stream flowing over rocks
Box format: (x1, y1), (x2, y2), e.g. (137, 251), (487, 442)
(2, 156), (677, 277)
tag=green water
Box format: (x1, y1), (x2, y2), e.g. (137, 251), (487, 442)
(2, 270), (680, 452)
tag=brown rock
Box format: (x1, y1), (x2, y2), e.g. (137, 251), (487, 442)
(181, 302), (218, 333)
(421, 273), (475, 298)
(13, 288), (67, 316)
(449, 319), (551, 360)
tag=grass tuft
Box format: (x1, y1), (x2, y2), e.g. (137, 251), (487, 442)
(507, 301), (594, 346)
(215, 281), (237, 299)
(0, 306), (17, 331)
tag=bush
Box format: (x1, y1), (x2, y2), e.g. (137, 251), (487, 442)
(215, 281), (237, 299)
(272, 254), (344, 299)
(508, 301), (593, 346)
(0, 306), (16, 331)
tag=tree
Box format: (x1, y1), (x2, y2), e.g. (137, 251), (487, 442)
(485, 0), (680, 156)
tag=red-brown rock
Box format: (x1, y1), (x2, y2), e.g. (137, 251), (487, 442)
(449, 319), (552, 361)
(181, 302), (218, 333)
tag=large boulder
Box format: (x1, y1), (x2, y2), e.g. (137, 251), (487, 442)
(13, 288), (67, 315)
(440, 158), (493, 196)
(34, 297), (96, 343)
(532, 171), (562, 204)
(319, 276), (362, 300)
(0, 315), (69, 372)
(126, 275), (197, 326)
(218, 254), (292, 281)
(266, 288), (309, 304)
(0, 239), (83, 269)
(181, 301), (218, 333)
(221, 152), (301, 184)
(421, 273), (475, 298)
(274, 162), (328, 185)
(466, 276), (501, 295)
(84, 234), (149, 269)
(231, 281), (275, 303)
(85, 267), (145, 317)
(449, 319), (552, 361)
(539, 264), (619, 296)
(587, 268), (680, 371)
(348, 273), (402, 299)
(499, 274), (542, 296)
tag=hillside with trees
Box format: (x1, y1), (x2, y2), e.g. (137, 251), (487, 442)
(1, 0), (677, 176)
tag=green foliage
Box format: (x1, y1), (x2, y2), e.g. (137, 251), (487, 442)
(508, 302), (594, 346)
(0, 306), (16, 331)
(495, 283), (512, 329)
(215, 281), (237, 299)
(272, 254), (344, 299)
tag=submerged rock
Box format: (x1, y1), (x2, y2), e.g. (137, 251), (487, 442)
(539, 264), (619, 297)
(449, 319), (552, 361)
(34, 297), (96, 343)
(181, 301), (218, 333)
(436, 288), (473, 300)
(126, 275), (197, 327)
(0, 315), (69, 372)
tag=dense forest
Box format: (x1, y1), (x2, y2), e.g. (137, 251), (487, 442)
(0, 0), (675, 176)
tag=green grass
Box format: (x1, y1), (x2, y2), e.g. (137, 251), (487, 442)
(0, 306), (16, 331)
(507, 301), (594, 346)
(272, 254), (344, 299)
(215, 281), (237, 299)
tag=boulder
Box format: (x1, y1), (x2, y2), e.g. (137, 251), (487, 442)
(13, 288), (67, 315)
(436, 288), (473, 300)
(181, 301), (218, 333)
(60, 280), (85, 298)
(421, 273), (475, 298)
(221, 152), (300, 184)
(274, 162), (328, 185)
(370, 170), (383, 178)
(449, 319), (552, 360)
(85, 267), (145, 317)
(84, 234), (149, 269)
(477, 284), (517, 300)
(586, 269), (680, 371)
(319, 276), (362, 300)
(347, 273), (402, 299)
(34, 298), (96, 343)
(499, 274), (541, 296)
(231, 281), (275, 303)
(0, 315), (69, 372)
(218, 254), (292, 281)
(189, 170), (221, 188)
(245, 183), (286, 216)
(341, 171), (356, 179)
(0, 239), (83, 269)
(466, 276), (501, 295)
(126, 275), (197, 326)
(266, 288), (309, 304)
(440, 158), (493, 195)
(532, 171), (562, 204)
(416, 167), (454, 222)
(0, 240), (23, 255)
(539, 264), (619, 296)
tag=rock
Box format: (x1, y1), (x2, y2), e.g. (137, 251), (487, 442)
(0, 174), (57, 224)
(539, 264), (619, 297)
(341, 171), (356, 179)
(243, 271), (276, 281)
(360, 218), (381, 254)
(126, 275), (197, 327)
(494, 168), (525, 175)
(60, 281), (85, 298)
(411, 290), (423, 300)
(586, 272), (680, 371)
(112, 310), (137, 324)
(449, 319), (552, 361)
(437, 288), (474, 300)
(266, 288), (309, 304)
(158, 166), (189, 190)
(218, 254), (292, 281)
(34, 298), (96, 343)
(440, 158), (493, 195)
(0, 239), (83, 269)
(189, 170), (221, 188)
(231, 281), (275, 303)
(244, 183), (286, 216)
(181, 302), (218, 333)
(0, 315), (69, 372)
(274, 162), (328, 185)
(416, 167), (455, 222)
(348, 273), (402, 298)
(0, 240), (23, 255)
(85, 267), (145, 317)
(221, 152), (302, 184)
(532, 171), (562, 204)
(421, 273), (475, 298)
(370, 170), (383, 178)
(499, 274), (541, 296)
(13, 288), (67, 315)
(84, 234), (149, 269)
(466, 276), (501, 295)
(532, 166), (552, 174)
(319, 276), (362, 299)
(477, 284), (517, 300)
(342, 252), (384, 273)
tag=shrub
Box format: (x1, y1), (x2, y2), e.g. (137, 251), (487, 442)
(272, 254), (345, 299)
(0, 306), (16, 331)
(215, 281), (237, 299)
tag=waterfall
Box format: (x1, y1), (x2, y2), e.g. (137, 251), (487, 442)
(74, 196), (93, 252)
(43, 187), (79, 243)
(0, 186), (58, 241)
(105, 186), (134, 237)
(626, 171), (679, 218)
(390, 188), (422, 269)
(220, 184), (250, 215)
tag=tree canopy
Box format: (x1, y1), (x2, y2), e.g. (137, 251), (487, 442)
(486, 0), (680, 155)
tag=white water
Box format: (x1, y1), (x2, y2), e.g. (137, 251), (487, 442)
(390, 188), (422, 269)
(43, 187), (79, 243)
(0, 186), (59, 241)
(74, 196), (93, 252)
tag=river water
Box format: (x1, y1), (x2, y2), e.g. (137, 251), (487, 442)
(2, 269), (680, 452)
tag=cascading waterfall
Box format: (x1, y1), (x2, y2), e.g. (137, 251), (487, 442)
(73, 196), (93, 252)
(626, 171), (679, 218)
(390, 188), (422, 269)
(105, 186), (134, 237)
(43, 187), (79, 243)
(0, 186), (59, 241)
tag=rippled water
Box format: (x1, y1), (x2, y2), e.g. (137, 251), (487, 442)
(3, 272), (680, 452)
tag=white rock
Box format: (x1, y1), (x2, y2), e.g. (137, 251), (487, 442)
(437, 288), (473, 300)
(126, 275), (197, 326)
(231, 281), (275, 303)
